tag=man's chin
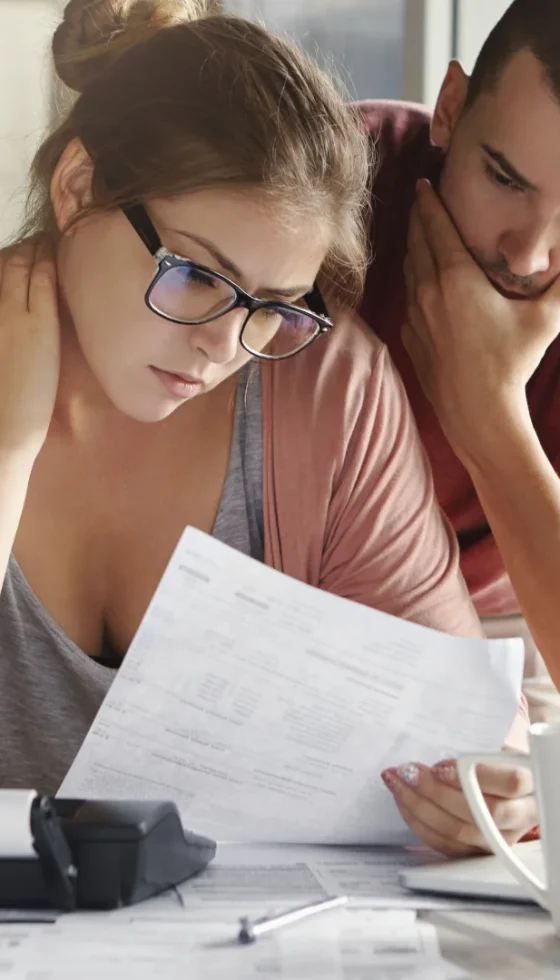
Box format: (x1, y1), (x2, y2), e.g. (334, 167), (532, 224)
(485, 274), (546, 300)
(488, 278), (531, 300)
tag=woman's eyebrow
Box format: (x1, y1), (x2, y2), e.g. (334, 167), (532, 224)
(170, 228), (243, 278)
(169, 227), (312, 299)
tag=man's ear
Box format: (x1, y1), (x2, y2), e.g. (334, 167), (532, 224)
(431, 60), (470, 151)
(50, 138), (94, 236)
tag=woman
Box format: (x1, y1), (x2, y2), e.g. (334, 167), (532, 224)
(0, 0), (532, 853)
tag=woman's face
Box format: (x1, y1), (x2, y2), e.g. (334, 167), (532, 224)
(57, 184), (330, 422)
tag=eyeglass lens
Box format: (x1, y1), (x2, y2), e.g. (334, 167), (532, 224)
(149, 264), (319, 358)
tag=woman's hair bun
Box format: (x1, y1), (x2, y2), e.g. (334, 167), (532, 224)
(53, 0), (211, 93)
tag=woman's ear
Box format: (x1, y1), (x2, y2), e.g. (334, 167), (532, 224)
(50, 138), (94, 236)
(431, 60), (469, 151)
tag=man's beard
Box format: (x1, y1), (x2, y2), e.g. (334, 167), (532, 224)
(469, 246), (553, 299)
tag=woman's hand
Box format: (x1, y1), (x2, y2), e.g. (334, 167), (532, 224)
(381, 757), (537, 856)
(0, 240), (61, 460)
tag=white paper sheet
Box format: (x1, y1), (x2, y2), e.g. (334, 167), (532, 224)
(0, 911), (461, 980)
(59, 527), (524, 846)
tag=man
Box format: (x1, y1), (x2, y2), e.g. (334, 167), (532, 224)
(359, 0), (560, 721)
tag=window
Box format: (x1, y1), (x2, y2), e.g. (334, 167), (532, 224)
(455, 0), (511, 73)
(226, 0), (406, 101)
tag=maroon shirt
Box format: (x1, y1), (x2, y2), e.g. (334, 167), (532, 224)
(357, 100), (560, 617)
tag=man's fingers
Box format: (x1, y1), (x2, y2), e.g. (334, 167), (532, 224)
(542, 267), (560, 303)
(407, 201), (438, 285)
(401, 320), (425, 371)
(415, 179), (464, 253)
(415, 179), (483, 278)
(403, 251), (415, 298)
(403, 253), (434, 348)
(401, 319), (428, 367)
(535, 277), (560, 348)
(403, 254), (421, 328)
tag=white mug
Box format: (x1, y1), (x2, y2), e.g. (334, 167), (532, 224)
(458, 723), (560, 931)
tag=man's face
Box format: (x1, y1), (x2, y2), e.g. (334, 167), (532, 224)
(433, 49), (560, 298)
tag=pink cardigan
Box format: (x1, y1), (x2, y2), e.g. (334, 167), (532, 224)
(261, 313), (528, 749)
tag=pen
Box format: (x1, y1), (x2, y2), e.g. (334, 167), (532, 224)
(237, 895), (348, 944)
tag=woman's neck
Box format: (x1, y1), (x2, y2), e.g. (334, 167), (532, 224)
(52, 311), (119, 440)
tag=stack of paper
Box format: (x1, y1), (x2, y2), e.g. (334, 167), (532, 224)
(0, 909), (467, 979)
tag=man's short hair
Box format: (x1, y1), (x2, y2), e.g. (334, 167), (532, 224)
(466, 0), (560, 107)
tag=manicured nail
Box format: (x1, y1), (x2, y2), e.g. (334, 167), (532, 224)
(381, 768), (400, 792)
(396, 763), (421, 787)
(432, 761), (458, 784)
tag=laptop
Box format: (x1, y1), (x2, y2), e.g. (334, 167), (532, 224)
(400, 841), (544, 903)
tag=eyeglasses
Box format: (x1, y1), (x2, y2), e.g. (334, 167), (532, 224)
(122, 204), (333, 361)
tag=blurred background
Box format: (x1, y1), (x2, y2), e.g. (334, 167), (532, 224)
(228, 0), (405, 101)
(0, 0), (512, 242)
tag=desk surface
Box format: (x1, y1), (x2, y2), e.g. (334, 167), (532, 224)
(3, 841), (560, 977)
(0, 901), (558, 977)
(430, 907), (560, 977)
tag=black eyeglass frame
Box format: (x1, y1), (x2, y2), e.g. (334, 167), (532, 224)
(122, 203), (333, 361)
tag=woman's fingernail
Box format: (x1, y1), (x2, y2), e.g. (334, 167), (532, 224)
(432, 761), (458, 784)
(381, 768), (400, 792)
(396, 763), (421, 787)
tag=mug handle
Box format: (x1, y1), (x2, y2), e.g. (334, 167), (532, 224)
(457, 752), (549, 910)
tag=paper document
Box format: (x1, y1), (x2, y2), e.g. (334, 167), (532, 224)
(108, 843), (527, 921)
(60, 528), (524, 845)
(0, 910), (461, 980)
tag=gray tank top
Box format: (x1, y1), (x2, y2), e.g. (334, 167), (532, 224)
(0, 366), (264, 793)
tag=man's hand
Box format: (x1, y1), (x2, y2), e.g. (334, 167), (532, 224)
(402, 179), (560, 465)
(381, 758), (537, 856)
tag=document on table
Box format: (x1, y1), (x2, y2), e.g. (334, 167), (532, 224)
(59, 527), (524, 846)
(0, 909), (466, 980)
(104, 843), (529, 921)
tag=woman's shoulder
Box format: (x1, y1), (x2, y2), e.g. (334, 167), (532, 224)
(315, 307), (387, 370)
(261, 309), (405, 483)
(264, 309), (392, 416)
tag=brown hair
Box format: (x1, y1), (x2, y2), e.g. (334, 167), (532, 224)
(466, 0), (560, 108)
(21, 0), (372, 306)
